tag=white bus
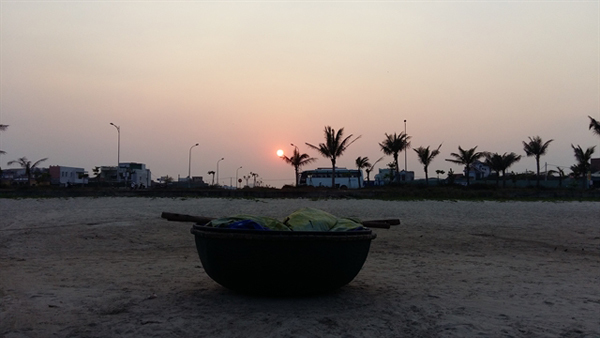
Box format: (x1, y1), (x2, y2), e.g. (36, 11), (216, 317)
(299, 167), (363, 189)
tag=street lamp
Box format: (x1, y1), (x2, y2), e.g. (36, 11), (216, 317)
(216, 158), (224, 186)
(404, 120), (407, 173)
(110, 123), (120, 182)
(188, 143), (199, 186)
(236, 166), (243, 189)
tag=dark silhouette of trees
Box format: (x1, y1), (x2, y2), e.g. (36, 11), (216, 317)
(207, 171), (215, 186)
(483, 153), (503, 186)
(589, 116), (600, 137)
(250, 172), (259, 187)
(548, 167), (566, 188)
(523, 136), (553, 187)
(306, 126), (361, 188)
(445, 146), (482, 186)
(379, 132), (411, 181)
(484, 152), (521, 187)
(413, 144), (442, 185)
(7, 156), (48, 185)
(435, 170), (445, 184)
(355, 157), (371, 188)
(571, 144), (595, 188)
(499, 153), (522, 187)
(281, 147), (317, 186)
(365, 157), (383, 186)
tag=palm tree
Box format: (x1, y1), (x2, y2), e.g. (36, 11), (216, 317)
(250, 172), (259, 187)
(355, 157), (371, 188)
(365, 157), (383, 186)
(548, 167), (566, 188)
(445, 146), (482, 186)
(571, 144), (596, 188)
(207, 171), (215, 186)
(306, 126), (361, 188)
(7, 156), (48, 185)
(413, 144), (442, 185)
(483, 152), (522, 187)
(435, 170), (445, 184)
(379, 132), (411, 182)
(589, 116), (600, 137)
(500, 152), (521, 188)
(281, 147), (317, 186)
(483, 152), (504, 186)
(570, 164), (584, 180)
(522, 136), (553, 187)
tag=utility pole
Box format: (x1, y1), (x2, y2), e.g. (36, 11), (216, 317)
(404, 119), (407, 172)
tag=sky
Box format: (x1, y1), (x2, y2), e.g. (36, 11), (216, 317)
(1, 1), (598, 187)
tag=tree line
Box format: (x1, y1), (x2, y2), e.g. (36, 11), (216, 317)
(281, 116), (600, 188)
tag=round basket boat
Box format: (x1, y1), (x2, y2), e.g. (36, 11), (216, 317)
(190, 225), (377, 296)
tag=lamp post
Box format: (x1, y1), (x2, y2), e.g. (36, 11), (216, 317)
(404, 120), (407, 173)
(110, 123), (120, 182)
(188, 143), (199, 187)
(236, 166), (243, 189)
(216, 157), (224, 186)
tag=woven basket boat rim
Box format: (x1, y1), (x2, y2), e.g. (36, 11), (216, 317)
(190, 225), (376, 241)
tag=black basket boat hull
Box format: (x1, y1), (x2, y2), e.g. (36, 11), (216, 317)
(191, 225), (376, 296)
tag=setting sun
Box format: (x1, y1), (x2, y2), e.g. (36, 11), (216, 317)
(276, 149), (284, 157)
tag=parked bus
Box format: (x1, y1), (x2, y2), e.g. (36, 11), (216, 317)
(299, 167), (363, 189)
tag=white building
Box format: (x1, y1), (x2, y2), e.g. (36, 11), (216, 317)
(466, 161), (491, 180)
(119, 162), (151, 187)
(49, 165), (88, 186)
(97, 162), (151, 187)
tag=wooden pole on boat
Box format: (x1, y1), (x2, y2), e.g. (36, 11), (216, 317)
(161, 212), (399, 229)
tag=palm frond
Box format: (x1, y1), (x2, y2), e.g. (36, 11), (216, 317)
(589, 116), (600, 136)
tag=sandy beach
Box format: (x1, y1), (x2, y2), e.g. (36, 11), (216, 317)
(1, 197), (599, 337)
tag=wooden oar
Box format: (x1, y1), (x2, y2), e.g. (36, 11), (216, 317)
(161, 212), (214, 225)
(161, 212), (398, 229)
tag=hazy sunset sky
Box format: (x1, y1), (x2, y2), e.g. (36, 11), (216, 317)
(1, 1), (598, 187)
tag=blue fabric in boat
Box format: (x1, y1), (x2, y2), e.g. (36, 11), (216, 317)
(208, 215), (290, 231)
(227, 219), (272, 230)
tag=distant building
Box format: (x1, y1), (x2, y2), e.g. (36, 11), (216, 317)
(49, 165), (88, 186)
(374, 168), (414, 185)
(591, 158), (600, 173)
(0, 167), (51, 185)
(466, 161), (491, 180)
(191, 176), (206, 184)
(97, 166), (118, 182)
(96, 162), (151, 187)
(119, 162), (151, 187)
(0, 168), (27, 185)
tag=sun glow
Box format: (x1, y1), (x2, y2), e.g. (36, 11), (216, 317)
(276, 149), (284, 157)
